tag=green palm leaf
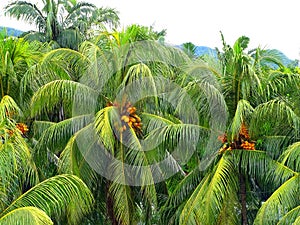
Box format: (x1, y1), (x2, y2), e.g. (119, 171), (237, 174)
(5, 1), (45, 31)
(0, 174), (94, 225)
(34, 114), (92, 160)
(277, 205), (300, 225)
(229, 99), (254, 140)
(254, 174), (300, 225)
(250, 99), (300, 139)
(58, 132), (98, 188)
(31, 80), (98, 117)
(280, 142), (300, 172)
(0, 206), (53, 225)
(0, 95), (21, 120)
(231, 150), (295, 189)
(21, 48), (87, 94)
(180, 154), (239, 225)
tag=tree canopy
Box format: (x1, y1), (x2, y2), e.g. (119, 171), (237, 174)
(1, 2), (300, 224)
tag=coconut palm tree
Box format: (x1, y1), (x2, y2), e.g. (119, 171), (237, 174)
(19, 25), (300, 224)
(0, 94), (94, 225)
(0, 31), (42, 109)
(25, 24), (227, 224)
(5, 0), (119, 49)
(160, 34), (300, 225)
(181, 42), (197, 59)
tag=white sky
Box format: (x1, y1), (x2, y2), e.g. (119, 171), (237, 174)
(1, 0), (300, 59)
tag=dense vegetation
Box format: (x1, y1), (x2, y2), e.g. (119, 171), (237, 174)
(1, 0), (300, 224)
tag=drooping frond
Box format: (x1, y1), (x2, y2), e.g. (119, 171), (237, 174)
(0, 95), (22, 120)
(31, 80), (98, 116)
(260, 135), (289, 159)
(143, 112), (214, 170)
(264, 70), (300, 101)
(92, 7), (120, 28)
(79, 40), (118, 92)
(33, 114), (93, 168)
(277, 205), (300, 225)
(280, 141), (300, 172)
(229, 99), (254, 140)
(216, 192), (240, 225)
(160, 168), (204, 224)
(0, 206), (53, 225)
(0, 174), (94, 225)
(179, 154), (239, 225)
(35, 114), (92, 152)
(250, 99), (300, 139)
(58, 133), (98, 188)
(0, 122), (38, 210)
(230, 150), (295, 191)
(32, 121), (55, 140)
(21, 48), (87, 94)
(63, 2), (97, 28)
(183, 74), (228, 140)
(94, 106), (116, 153)
(109, 177), (134, 225)
(4, 1), (46, 31)
(254, 174), (300, 225)
(253, 48), (284, 69)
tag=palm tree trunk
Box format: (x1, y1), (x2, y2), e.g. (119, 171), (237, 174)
(240, 173), (247, 225)
(106, 181), (118, 225)
(238, 151), (247, 225)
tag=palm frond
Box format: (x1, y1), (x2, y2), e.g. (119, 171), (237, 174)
(216, 190), (240, 225)
(250, 99), (300, 138)
(32, 121), (56, 140)
(31, 80), (98, 117)
(0, 174), (94, 225)
(92, 7), (120, 28)
(0, 206), (53, 225)
(231, 150), (295, 191)
(160, 168), (203, 224)
(0, 124), (38, 209)
(277, 205), (300, 225)
(229, 99), (254, 140)
(260, 135), (290, 159)
(4, 1), (46, 31)
(109, 178), (134, 225)
(254, 48), (284, 69)
(264, 71), (300, 100)
(280, 141), (300, 172)
(33, 114), (92, 170)
(63, 2), (97, 28)
(179, 155), (239, 225)
(58, 133), (98, 188)
(78, 40), (119, 93)
(35, 114), (92, 153)
(94, 106), (116, 153)
(21, 48), (87, 95)
(0, 95), (21, 120)
(183, 76), (228, 137)
(254, 174), (300, 225)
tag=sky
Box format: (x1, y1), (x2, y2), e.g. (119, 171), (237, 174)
(1, 0), (300, 59)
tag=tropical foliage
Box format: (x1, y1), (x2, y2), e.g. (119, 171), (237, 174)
(5, 0), (119, 49)
(1, 1), (300, 224)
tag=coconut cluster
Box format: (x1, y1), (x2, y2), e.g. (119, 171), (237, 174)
(218, 122), (255, 154)
(119, 102), (142, 134)
(107, 101), (142, 134)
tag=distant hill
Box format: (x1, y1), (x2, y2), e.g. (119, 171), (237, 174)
(194, 46), (217, 57)
(0, 26), (23, 37)
(179, 44), (296, 67)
